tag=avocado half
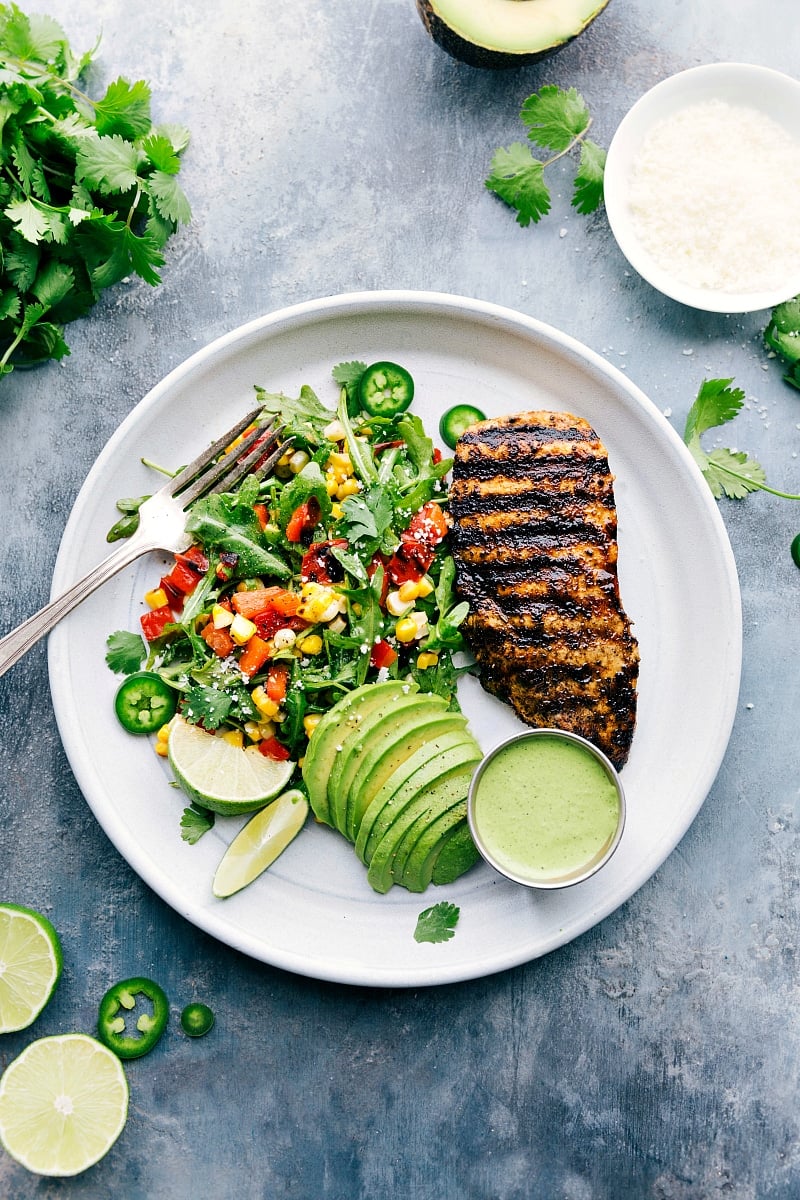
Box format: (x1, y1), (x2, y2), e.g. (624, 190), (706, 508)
(416, 0), (612, 69)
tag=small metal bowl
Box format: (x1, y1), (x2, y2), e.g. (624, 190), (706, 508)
(467, 728), (626, 890)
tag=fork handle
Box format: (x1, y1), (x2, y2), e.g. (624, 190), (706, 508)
(0, 533), (156, 679)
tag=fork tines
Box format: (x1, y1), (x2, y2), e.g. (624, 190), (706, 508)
(168, 411), (292, 509)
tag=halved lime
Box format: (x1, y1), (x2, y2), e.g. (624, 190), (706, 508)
(168, 716), (296, 815)
(0, 903), (63, 1033)
(0, 1033), (129, 1177)
(212, 788), (309, 897)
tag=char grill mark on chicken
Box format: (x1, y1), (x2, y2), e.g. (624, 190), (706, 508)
(449, 410), (639, 769)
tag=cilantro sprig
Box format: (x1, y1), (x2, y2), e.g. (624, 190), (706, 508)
(0, 4), (191, 375)
(683, 378), (800, 502)
(485, 85), (605, 227)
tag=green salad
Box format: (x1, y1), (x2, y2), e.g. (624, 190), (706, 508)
(106, 360), (475, 884)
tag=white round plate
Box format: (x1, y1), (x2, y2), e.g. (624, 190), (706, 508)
(48, 291), (742, 988)
(604, 62), (800, 313)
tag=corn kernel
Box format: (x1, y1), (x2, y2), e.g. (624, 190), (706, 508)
(212, 603), (233, 629)
(330, 502), (344, 520)
(386, 590), (413, 618)
(325, 474), (340, 497)
(251, 686), (280, 720)
(156, 724), (171, 743)
(303, 713), (322, 737)
(301, 581), (323, 598)
(244, 721), (262, 742)
(398, 580), (421, 603)
(221, 728), (244, 748)
(236, 578), (264, 592)
(258, 720), (276, 739)
(299, 634), (323, 656)
(327, 451), (353, 481)
(273, 628), (297, 650)
(416, 576), (434, 598)
(395, 617), (417, 644)
(298, 756), (306, 769)
(230, 613), (257, 645)
(145, 587), (169, 610)
(336, 477), (360, 500)
(327, 615), (346, 635)
(411, 611), (429, 639)
(154, 740), (169, 757)
(289, 449), (310, 474)
(323, 419), (347, 442)
(417, 651), (440, 670)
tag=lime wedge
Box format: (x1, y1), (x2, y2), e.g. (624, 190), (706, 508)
(212, 788), (310, 897)
(168, 716), (296, 815)
(0, 903), (63, 1033)
(0, 1033), (129, 1177)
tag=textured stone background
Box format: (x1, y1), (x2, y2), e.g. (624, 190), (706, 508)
(1, 1), (800, 1196)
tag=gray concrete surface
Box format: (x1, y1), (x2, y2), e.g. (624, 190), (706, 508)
(1, 1), (799, 1196)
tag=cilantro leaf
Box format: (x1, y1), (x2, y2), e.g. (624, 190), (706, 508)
(340, 484), (394, 548)
(704, 449), (767, 501)
(573, 140), (607, 214)
(520, 84), (590, 153)
(414, 902), (460, 944)
(93, 77), (152, 140)
(332, 360), (367, 390)
(180, 803), (215, 844)
(485, 143), (550, 227)
(106, 629), (147, 674)
(182, 684), (232, 730)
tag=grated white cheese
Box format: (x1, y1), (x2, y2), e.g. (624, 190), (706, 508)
(628, 98), (800, 294)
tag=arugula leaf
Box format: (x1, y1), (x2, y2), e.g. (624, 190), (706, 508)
(105, 629), (147, 674)
(414, 901), (460, 944)
(683, 378), (800, 502)
(182, 684), (232, 730)
(180, 803), (215, 845)
(186, 489), (291, 579)
(486, 85), (604, 228)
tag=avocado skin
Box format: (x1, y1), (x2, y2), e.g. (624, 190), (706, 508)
(415, 0), (611, 70)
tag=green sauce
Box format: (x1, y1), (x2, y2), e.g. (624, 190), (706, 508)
(471, 734), (622, 886)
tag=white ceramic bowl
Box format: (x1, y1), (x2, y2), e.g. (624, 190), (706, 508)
(604, 62), (800, 313)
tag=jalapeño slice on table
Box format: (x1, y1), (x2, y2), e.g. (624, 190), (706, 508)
(97, 977), (169, 1060)
(114, 671), (177, 735)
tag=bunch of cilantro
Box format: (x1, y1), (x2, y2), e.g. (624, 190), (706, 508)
(0, 4), (190, 374)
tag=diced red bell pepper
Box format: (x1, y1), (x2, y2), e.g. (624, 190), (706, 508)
(141, 605), (174, 641)
(370, 638), (397, 670)
(201, 622), (234, 658)
(266, 662), (289, 703)
(386, 547), (428, 585)
(164, 557), (205, 596)
(179, 544), (210, 572)
(253, 503), (270, 531)
(258, 736), (291, 761)
(238, 634), (272, 678)
(301, 539), (348, 585)
(286, 497), (321, 543)
(406, 500), (448, 547)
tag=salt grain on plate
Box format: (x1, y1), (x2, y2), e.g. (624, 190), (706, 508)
(629, 98), (800, 294)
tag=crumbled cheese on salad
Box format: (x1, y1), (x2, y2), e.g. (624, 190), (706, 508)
(628, 98), (800, 294)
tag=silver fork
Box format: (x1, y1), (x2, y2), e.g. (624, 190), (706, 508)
(0, 409), (293, 679)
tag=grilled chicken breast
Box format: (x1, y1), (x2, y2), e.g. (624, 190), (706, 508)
(449, 411), (639, 769)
